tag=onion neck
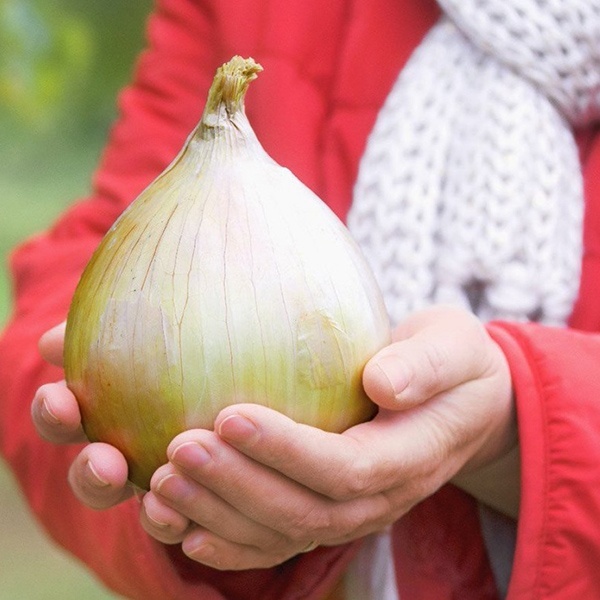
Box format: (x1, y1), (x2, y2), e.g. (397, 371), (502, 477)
(201, 56), (262, 124)
(187, 56), (265, 155)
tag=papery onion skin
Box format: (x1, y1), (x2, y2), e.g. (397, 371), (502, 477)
(64, 57), (391, 490)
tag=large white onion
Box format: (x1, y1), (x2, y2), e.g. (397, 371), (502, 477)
(64, 57), (391, 489)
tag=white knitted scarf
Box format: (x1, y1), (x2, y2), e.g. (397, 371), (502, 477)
(349, 0), (600, 328)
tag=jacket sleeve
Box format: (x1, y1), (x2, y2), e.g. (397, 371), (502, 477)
(487, 322), (600, 599)
(0, 1), (356, 598)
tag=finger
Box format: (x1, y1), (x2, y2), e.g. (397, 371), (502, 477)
(68, 443), (133, 509)
(363, 306), (495, 410)
(215, 405), (366, 498)
(140, 491), (191, 545)
(181, 527), (301, 571)
(166, 426), (392, 544)
(214, 404), (459, 503)
(152, 450), (294, 550)
(31, 381), (87, 444)
(38, 322), (66, 367)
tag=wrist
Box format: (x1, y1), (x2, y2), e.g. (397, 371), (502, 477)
(452, 440), (520, 519)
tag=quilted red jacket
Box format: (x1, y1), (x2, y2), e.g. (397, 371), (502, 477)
(2, 1), (600, 598)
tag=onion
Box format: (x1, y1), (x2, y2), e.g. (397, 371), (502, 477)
(64, 57), (391, 489)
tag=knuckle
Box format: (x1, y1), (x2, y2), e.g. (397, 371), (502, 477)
(329, 454), (376, 501)
(283, 499), (374, 546)
(335, 504), (370, 539)
(284, 503), (332, 542)
(402, 476), (432, 505)
(421, 342), (447, 389)
(400, 341), (449, 403)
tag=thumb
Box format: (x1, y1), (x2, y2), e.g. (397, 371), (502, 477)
(362, 309), (492, 410)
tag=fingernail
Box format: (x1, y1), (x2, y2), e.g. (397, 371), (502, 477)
(86, 460), (110, 488)
(41, 398), (61, 425)
(217, 414), (259, 444)
(154, 473), (192, 500)
(147, 515), (170, 529)
(183, 531), (215, 560)
(375, 356), (409, 397)
(170, 442), (211, 469)
(145, 509), (170, 529)
(154, 473), (176, 496)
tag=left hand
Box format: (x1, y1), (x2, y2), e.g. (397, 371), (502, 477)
(140, 306), (517, 570)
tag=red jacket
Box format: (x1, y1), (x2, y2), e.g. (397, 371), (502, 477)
(2, 1), (600, 598)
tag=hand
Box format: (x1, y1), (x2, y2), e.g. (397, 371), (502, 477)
(31, 322), (133, 509)
(140, 306), (517, 571)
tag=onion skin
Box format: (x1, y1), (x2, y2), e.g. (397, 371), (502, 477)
(64, 57), (391, 490)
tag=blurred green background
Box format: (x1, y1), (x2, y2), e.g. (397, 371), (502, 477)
(0, 1), (152, 597)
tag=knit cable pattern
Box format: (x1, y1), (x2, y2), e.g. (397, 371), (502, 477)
(348, 2), (600, 327)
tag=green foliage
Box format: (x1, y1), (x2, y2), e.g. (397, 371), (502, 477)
(0, 0), (153, 325)
(0, 0), (93, 127)
(0, 0), (153, 135)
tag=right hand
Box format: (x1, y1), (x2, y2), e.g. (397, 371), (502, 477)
(30, 322), (135, 510)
